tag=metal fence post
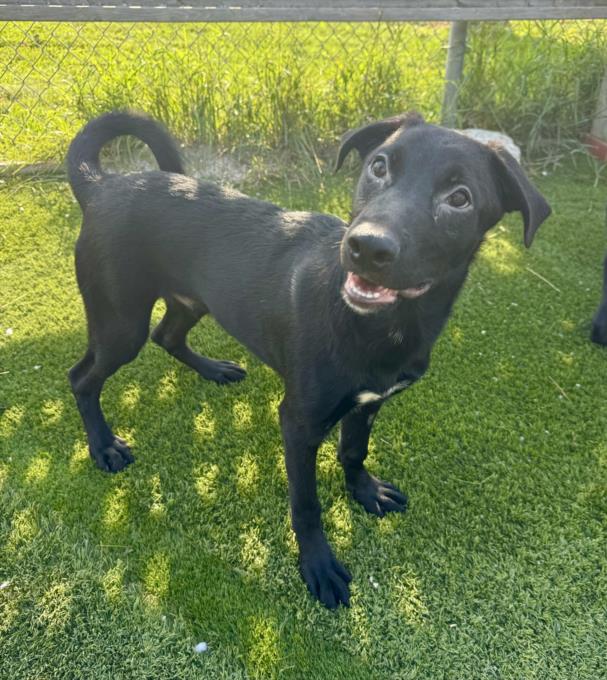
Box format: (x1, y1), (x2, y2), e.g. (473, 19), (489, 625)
(441, 20), (468, 128)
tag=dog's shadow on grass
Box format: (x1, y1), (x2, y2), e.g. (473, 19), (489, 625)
(0, 322), (436, 672)
(1, 324), (360, 627)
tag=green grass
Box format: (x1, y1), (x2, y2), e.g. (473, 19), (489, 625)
(1, 158), (607, 679)
(1, 20), (606, 165)
(0, 21), (448, 164)
(459, 21), (607, 158)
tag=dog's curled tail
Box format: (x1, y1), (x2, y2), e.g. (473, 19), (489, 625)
(67, 111), (185, 210)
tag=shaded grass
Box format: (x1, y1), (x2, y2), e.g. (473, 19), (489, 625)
(1, 162), (607, 678)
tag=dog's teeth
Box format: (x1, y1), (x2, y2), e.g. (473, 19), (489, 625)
(348, 280), (385, 300)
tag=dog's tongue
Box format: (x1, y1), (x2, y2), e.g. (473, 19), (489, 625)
(344, 272), (398, 305)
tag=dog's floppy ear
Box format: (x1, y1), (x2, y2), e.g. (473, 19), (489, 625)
(491, 146), (551, 248)
(335, 112), (424, 171)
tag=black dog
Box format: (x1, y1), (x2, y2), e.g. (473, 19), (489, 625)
(591, 254), (607, 345)
(67, 111), (551, 608)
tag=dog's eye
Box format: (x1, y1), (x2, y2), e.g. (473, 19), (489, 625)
(446, 188), (471, 209)
(370, 157), (387, 178)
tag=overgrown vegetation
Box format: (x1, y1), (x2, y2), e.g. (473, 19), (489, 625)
(459, 21), (607, 159)
(1, 20), (606, 165)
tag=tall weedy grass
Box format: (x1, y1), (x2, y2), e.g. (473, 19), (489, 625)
(458, 21), (607, 159)
(0, 20), (605, 165)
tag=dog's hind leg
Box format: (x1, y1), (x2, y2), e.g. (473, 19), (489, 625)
(151, 296), (246, 384)
(338, 402), (408, 517)
(69, 299), (154, 473)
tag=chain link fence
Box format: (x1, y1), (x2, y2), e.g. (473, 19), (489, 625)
(0, 14), (606, 177)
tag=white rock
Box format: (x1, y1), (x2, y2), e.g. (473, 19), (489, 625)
(457, 128), (522, 163)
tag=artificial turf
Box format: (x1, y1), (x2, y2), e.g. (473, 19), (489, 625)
(1, 161), (606, 679)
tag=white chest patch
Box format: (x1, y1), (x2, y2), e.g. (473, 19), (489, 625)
(355, 379), (412, 406)
(356, 390), (383, 405)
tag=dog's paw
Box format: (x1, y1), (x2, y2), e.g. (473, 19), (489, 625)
(299, 545), (352, 610)
(91, 437), (134, 473)
(198, 359), (247, 385)
(349, 472), (407, 517)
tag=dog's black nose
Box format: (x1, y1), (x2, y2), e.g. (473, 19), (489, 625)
(347, 231), (400, 269)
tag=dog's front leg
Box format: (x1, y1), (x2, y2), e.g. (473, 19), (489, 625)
(279, 399), (352, 609)
(339, 402), (408, 517)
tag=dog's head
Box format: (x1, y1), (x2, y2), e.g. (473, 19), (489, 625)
(335, 113), (551, 314)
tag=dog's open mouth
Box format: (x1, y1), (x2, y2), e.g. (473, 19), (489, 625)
(343, 272), (431, 310)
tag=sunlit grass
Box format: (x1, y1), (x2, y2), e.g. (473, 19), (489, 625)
(1, 20), (606, 165)
(1, 163), (607, 678)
